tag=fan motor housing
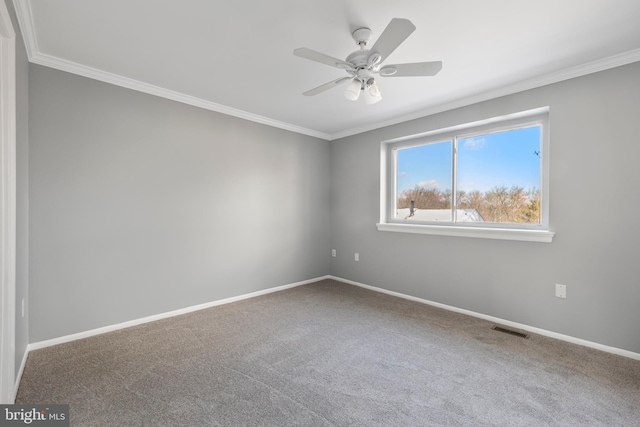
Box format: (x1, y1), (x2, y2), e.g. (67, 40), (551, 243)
(346, 49), (372, 69)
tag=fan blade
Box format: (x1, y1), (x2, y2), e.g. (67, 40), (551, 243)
(369, 18), (416, 62)
(303, 77), (352, 96)
(294, 47), (353, 70)
(379, 61), (443, 77)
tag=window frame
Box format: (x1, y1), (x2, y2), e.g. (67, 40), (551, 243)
(378, 107), (554, 243)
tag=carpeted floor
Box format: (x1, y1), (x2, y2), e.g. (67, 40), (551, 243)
(16, 279), (640, 426)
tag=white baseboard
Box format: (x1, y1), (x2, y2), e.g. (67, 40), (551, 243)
(26, 275), (331, 353)
(16, 272), (639, 397)
(14, 276), (329, 399)
(328, 275), (640, 361)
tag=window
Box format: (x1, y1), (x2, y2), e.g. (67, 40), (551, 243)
(378, 108), (554, 242)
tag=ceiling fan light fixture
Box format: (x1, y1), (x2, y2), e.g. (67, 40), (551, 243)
(344, 79), (362, 101)
(364, 80), (382, 105)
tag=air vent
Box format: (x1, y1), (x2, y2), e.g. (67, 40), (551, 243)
(492, 326), (529, 339)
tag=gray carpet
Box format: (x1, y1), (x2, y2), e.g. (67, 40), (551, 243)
(16, 279), (640, 426)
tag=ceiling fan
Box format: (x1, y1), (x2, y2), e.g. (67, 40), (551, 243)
(294, 18), (442, 104)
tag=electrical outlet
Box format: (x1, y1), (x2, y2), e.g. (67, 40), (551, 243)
(555, 284), (566, 299)
(354, 253), (359, 262)
(331, 249), (336, 257)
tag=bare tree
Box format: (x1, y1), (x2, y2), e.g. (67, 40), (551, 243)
(398, 185), (449, 209)
(397, 185), (540, 224)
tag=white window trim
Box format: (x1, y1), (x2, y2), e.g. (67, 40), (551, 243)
(378, 107), (554, 243)
(376, 223), (554, 243)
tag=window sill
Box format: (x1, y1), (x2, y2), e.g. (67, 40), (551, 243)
(376, 223), (555, 243)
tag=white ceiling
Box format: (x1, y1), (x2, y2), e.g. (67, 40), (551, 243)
(14, 0), (640, 140)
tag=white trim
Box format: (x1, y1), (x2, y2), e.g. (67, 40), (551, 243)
(13, 0), (338, 141)
(10, 0), (36, 59)
(27, 276), (330, 351)
(11, 0), (640, 142)
(39, 273), (637, 360)
(12, 0), (335, 140)
(379, 108), (553, 242)
(328, 276), (640, 361)
(10, 0), (329, 140)
(13, 345), (27, 398)
(17, 274), (640, 391)
(376, 223), (555, 243)
(30, 52), (332, 141)
(330, 49), (640, 140)
(0, 0), (16, 404)
(383, 107), (551, 145)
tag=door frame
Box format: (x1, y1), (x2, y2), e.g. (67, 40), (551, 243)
(0, 0), (17, 404)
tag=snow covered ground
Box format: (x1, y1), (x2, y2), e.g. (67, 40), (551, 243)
(395, 208), (483, 222)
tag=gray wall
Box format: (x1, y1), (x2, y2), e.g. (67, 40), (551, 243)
(4, 0), (29, 380)
(21, 35), (640, 356)
(330, 61), (640, 354)
(29, 65), (331, 342)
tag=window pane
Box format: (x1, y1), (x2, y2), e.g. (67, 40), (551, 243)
(457, 125), (541, 224)
(395, 140), (452, 221)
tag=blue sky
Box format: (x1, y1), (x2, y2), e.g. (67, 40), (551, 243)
(396, 125), (541, 194)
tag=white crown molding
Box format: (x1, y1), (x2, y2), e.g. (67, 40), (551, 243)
(11, 0), (640, 142)
(30, 52), (333, 140)
(330, 48), (640, 140)
(12, 0), (330, 140)
(11, 0), (36, 58)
